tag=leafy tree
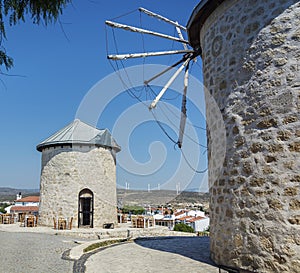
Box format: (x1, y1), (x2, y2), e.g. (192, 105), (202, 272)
(0, 202), (9, 213)
(0, 0), (72, 71)
(122, 205), (145, 215)
(173, 223), (194, 233)
(0, 206), (6, 213)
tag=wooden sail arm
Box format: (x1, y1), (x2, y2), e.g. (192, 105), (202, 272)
(143, 58), (185, 85)
(107, 49), (193, 60)
(138, 7), (186, 31)
(178, 62), (190, 148)
(105, 20), (190, 44)
(149, 58), (190, 110)
(176, 25), (188, 51)
(144, 49), (199, 85)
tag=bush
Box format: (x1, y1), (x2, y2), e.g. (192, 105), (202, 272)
(173, 223), (194, 233)
(122, 205), (145, 215)
(0, 203), (9, 213)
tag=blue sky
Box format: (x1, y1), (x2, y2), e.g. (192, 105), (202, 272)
(0, 1), (208, 192)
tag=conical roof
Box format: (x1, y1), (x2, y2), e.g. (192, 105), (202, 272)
(36, 119), (121, 152)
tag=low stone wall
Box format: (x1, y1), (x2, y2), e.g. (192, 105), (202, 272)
(57, 226), (197, 240)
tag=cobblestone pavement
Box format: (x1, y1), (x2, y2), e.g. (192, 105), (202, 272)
(0, 225), (220, 273)
(0, 230), (76, 273)
(85, 236), (219, 273)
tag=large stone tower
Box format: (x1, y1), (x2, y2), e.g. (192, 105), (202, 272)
(37, 119), (120, 228)
(187, 1), (300, 272)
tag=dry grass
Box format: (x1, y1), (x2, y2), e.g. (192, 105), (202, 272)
(83, 239), (128, 253)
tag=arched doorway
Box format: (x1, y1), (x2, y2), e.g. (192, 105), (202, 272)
(78, 188), (93, 228)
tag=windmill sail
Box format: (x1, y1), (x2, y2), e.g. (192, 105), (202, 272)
(105, 20), (189, 44)
(138, 7), (186, 31)
(106, 8), (201, 149)
(107, 49), (193, 60)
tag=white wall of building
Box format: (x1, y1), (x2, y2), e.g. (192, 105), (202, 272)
(190, 218), (210, 232)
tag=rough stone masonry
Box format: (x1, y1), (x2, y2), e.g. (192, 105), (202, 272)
(187, 0), (300, 272)
(37, 119), (120, 228)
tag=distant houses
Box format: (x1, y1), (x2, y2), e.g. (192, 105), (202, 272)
(154, 208), (209, 232)
(10, 194), (39, 221)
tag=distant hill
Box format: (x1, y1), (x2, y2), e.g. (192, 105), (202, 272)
(0, 187), (210, 207)
(0, 187), (39, 202)
(117, 189), (209, 207)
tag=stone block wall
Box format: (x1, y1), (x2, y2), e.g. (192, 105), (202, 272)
(39, 145), (117, 228)
(199, 0), (300, 272)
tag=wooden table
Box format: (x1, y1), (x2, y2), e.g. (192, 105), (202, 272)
(2, 214), (12, 224)
(26, 216), (36, 227)
(23, 215), (37, 227)
(58, 218), (67, 230)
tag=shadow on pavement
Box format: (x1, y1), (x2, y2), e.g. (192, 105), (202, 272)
(134, 236), (217, 267)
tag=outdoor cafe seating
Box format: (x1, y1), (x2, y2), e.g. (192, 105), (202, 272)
(117, 213), (127, 223)
(26, 215), (37, 227)
(1, 213), (14, 224)
(131, 215), (154, 228)
(19, 214), (38, 227)
(53, 217), (73, 230)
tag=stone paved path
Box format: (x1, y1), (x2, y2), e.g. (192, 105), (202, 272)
(0, 224), (220, 273)
(0, 231), (76, 273)
(85, 236), (219, 273)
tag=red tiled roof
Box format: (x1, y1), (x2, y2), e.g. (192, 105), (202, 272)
(176, 215), (192, 221)
(10, 206), (39, 212)
(174, 211), (186, 217)
(155, 218), (174, 222)
(15, 196), (40, 203)
(186, 216), (205, 222)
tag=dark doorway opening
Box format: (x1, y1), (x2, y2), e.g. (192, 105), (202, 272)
(78, 188), (93, 228)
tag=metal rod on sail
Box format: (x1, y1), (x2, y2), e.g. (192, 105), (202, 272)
(105, 20), (189, 44)
(149, 58), (190, 110)
(144, 49), (200, 85)
(178, 62), (190, 148)
(144, 58), (186, 85)
(138, 7), (186, 31)
(107, 49), (193, 60)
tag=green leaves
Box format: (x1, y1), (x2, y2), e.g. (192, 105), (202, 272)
(173, 223), (195, 233)
(0, 0), (72, 71)
(0, 49), (13, 70)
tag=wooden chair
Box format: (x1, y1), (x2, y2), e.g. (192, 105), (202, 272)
(69, 217), (73, 230)
(19, 215), (25, 227)
(58, 218), (66, 230)
(148, 217), (154, 227)
(3, 214), (11, 224)
(137, 217), (144, 228)
(27, 216), (35, 227)
(131, 216), (137, 228)
(53, 217), (57, 229)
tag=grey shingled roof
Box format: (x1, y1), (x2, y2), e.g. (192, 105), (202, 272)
(36, 119), (120, 152)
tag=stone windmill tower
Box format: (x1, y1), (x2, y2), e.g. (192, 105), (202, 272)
(187, 1), (300, 272)
(37, 119), (120, 228)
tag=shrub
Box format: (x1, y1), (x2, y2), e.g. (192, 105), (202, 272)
(173, 223), (194, 233)
(122, 205), (145, 215)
